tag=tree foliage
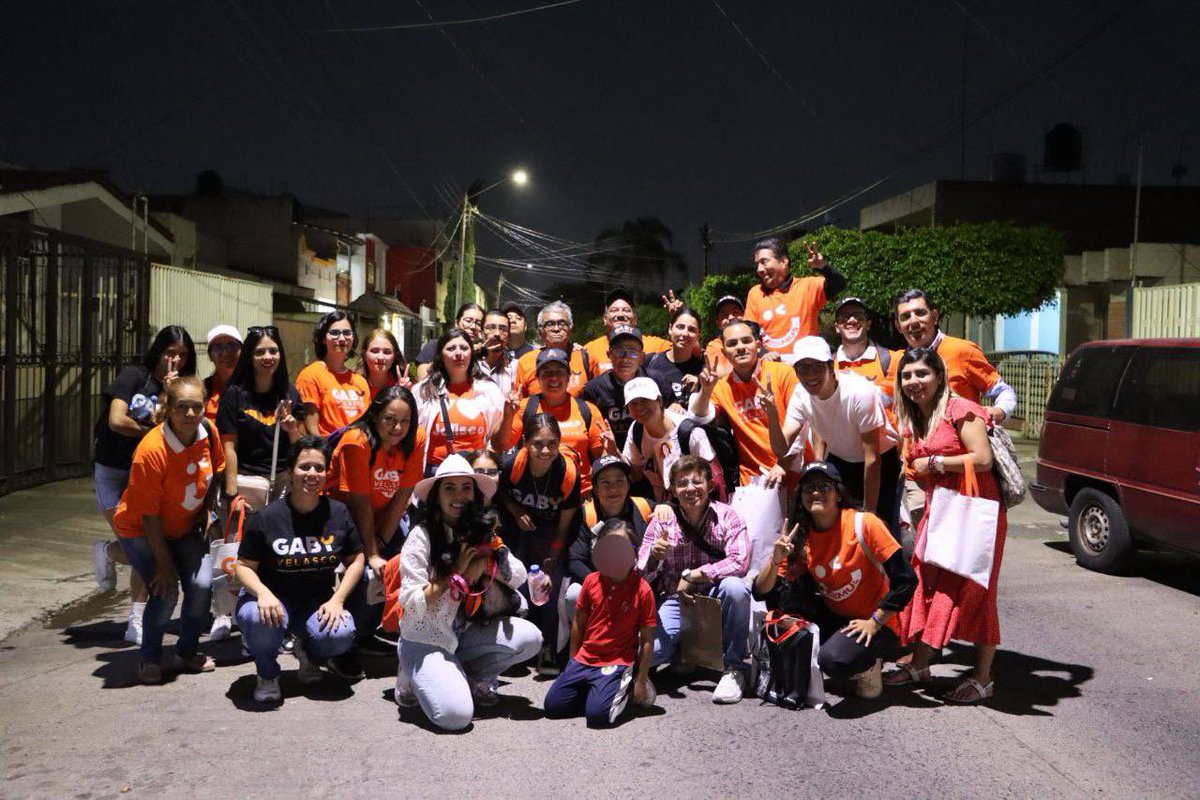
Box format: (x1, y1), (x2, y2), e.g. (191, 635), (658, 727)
(684, 222), (1064, 339)
(586, 217), (689, 304)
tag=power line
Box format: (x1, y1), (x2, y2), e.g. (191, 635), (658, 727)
(320, 0), (583, 33)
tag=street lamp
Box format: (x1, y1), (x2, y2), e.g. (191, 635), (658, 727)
(455, 170), (529, 310)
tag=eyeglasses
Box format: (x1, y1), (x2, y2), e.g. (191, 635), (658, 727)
(803, 480), (835, 494)
(209, 342), (240, 356)
(474, 468), (501, 477)
(482, 323), (508, 332)
(610, 348), (641, 359)
(327, 329), (355, 339)
(540, 320), (570, 330)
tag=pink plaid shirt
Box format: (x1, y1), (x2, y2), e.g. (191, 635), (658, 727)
(636, 500), (750, 596)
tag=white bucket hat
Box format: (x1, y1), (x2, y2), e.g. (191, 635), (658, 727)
(411, 453), (497, 505)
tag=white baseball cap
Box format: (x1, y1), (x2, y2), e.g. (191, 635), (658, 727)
(785, 335), (833, 365)
(206, 324), (243, 345)
(623, 376), (662, 405)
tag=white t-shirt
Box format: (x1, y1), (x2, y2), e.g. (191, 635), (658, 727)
(621, 409), (717, 500)
(785, 371), (898, 463)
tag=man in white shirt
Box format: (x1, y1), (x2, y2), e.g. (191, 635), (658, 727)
(769, 336), (903, 538)
(621, 377), (719, 502)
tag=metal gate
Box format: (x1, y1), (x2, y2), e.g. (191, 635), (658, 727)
(0, 218), (149, 496)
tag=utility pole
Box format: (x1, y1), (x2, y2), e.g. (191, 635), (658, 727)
(496, 271), (505, 306)
(1129, 133), (1145, 286)
(455, 191), (469, 312)
(700, 222), (712, 278)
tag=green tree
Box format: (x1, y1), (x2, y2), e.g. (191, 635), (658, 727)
(587, 217), (689, 302)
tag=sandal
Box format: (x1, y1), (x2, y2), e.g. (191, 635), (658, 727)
(945, 677), (993, 704)
(882, 664), (931, 687)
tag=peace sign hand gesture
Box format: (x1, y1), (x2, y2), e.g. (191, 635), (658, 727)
(805, 241), (827, 272)
(754, 374), (778, 417)
(661, 289), (683, 316)
(698, 354), (720, 392)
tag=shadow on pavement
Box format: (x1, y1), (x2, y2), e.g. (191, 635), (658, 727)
(1043, 541), (1200, 597)
(226, 672), (355, 711)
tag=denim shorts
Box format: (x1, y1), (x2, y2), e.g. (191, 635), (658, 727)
(93, 463), (130, 511)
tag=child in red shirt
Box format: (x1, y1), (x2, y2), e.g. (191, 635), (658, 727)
(543, 519), (657, 727)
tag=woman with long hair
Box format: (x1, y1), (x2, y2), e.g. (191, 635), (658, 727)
(755, 462), (917, 700)
(413, 327), (508, 474)
(497, 413), (583, 675)
(886, 347), (1005, 704)
(644, 305), (705, 409)
(397, 455), (541, 731)
(358, 328), (411, 398)
(111, 375), (220, 684)
(92, 325), (197, 645)
(296, 311), (369, 436)
(235, 436), (364, 704)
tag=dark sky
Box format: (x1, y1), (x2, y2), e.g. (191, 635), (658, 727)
(4, 0), (1198, 292)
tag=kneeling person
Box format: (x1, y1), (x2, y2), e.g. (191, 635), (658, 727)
(545, 519), (657, 727)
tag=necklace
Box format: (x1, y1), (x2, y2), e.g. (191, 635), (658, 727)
(530, 462), (554, 499)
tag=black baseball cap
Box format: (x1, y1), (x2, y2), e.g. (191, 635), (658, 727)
(608, 324), (643, 345)
(501, 302), (526, 319)
(799, 461), (843, 485)
(535, 347), (570, 370)
(604, 289), (634, 309)
(834, 296), (869, 316)
(715, 294), (745, 313)
(591, 455), (631, 480)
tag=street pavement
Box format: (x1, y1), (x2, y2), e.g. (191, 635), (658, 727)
(1, 453), (1198, 798)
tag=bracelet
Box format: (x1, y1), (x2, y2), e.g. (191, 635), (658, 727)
(931, 455), (945, 475)
(870, 611), (886, 626)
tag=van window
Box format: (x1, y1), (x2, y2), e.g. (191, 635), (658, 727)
(1113, 347), (1200, 431)
(1048, 346), (1133, 418)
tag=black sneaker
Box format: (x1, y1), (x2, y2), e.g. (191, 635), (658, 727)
(328, 650), (365, 681)
(536, 645), (561, 677)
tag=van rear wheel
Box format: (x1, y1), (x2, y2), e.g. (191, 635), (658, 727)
(1068, 488), (1135, 574)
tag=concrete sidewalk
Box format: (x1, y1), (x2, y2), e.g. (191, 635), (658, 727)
(0, 439), (1063, 643)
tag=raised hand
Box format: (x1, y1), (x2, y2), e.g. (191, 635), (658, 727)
(661, 289), (683, 316)
(805, 241), (826, 272)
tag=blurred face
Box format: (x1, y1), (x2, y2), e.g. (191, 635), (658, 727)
(801, 476), (837, 518)
(537, 362), (570, 395)
(795, 359), (834, 395)
(722, 323), (758, 371)
(626, 397), (659, 425)
(593, 531), (636, 580)
(539, 311), (572, 348)
(208, 336), (241, 371)
(482, 313), (510, 353)
(896, 297), (938, 349)
(755, 248), (789, 290)
(437, 476), (476, 523)
(292, 448), (328, 498)
(441, 335), (472, 376)
(457, 309), (484, 342)
(506, 311), (527, 338)
(900, 359), (941, 406)
(253, 336), (281, 377)
(526, 427), (560, 470)
(716, 301), (744, 330)
(608, 337), (643, 380)
(669, 314), (701, 351)
(605, 299), (635, 330)
(671, 468), (711, 510)
(376, 398), (412, 447)
(594, 467), (630, 511)
(364, 336), (396, 375)
(325, 320), (355, 357)
(167, 384), (205, 438)
(157, 342), (188, 378)
(834, 305), (870, 346)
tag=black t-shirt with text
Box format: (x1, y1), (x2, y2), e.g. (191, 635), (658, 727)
(93, 364), (162, 469)
(238, 496), (363, 604)
(499, 450), (582, 528)
(645, 352), (704, 409)
(216, 384), (302, 476)
(580, 369), (675, 450)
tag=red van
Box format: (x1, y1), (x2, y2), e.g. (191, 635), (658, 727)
(1032, 338), (1200, 572)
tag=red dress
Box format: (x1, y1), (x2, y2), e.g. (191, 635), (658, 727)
(900, 397), (1006, 648)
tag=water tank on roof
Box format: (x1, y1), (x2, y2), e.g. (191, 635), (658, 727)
(1044, 124), (1083, 172)
(990, 152), (1026, 183)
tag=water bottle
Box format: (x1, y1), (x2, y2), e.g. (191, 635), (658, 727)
(128, 394), (156, 426)
(527, 565), (551, 607)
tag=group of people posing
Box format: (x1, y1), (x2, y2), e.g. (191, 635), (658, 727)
(89, 237), (1014, 729)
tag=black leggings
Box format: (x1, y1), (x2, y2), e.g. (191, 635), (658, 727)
(809, 604), (898, 679)
(828, 448), (903, 542)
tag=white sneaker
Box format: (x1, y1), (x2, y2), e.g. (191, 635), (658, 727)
(253, 676), (282, 703)
(125, 603), (145, 645)
(394, 674), (419, 708)
(294, 643), (323, 685)
(209, 615), (233, 641)
(712, 669), (748, 704)
(853, 659), (884, 700)
(93, 541), (116, 591)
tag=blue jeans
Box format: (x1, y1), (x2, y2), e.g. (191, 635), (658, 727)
(118, 535), (212, 663)
(652, 576), (751, 673)
(235, 593), (356, 680)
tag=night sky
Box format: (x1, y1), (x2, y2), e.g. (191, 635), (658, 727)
(4, 0), (1198, 290)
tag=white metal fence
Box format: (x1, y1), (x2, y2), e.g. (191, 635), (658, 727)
(150, 264), (274, 354)
(1131, 283), (1200, 338)
(993, 357), (1063, 439)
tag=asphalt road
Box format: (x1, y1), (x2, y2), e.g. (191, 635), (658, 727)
(2, 521), (1197, 799)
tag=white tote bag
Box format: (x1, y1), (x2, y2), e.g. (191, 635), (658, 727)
(210, 497), (248, 617)
(730, 481), (785, 576)
(922, 461), (999, 590)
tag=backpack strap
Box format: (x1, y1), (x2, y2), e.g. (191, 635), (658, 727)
(578, 345), (591, 378)
(521, 393), (542, 435)
(631, 496), (652, 522)
(510, 448), (529, 484)
(559, 455), (578, 499)
(877, 344), (892, 377)
(853, 511), (885, 575)
(583, 499), (598, 530)
(574, 396), (593, 429)
(631, 420), (644, 451)
(676, 417), (697, 457)
(438, 394), (456, 453)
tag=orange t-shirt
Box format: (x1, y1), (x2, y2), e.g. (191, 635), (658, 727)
(113, 423), (224, 539)
(509, 395), (609, 495)
(704, 338), (732, 372)
(514, 345), (590, 398)
(203, 373), (226, 424)
(744, 276), (827, 355)
(702, 360), (797, 485)
(583, 334), (672, 379)
(934, 334), (1000, 403)
(794, 508), (900, 633)
(424, 384), (497, 467)
(296, 361), (370, 436)
(327, 426), (425, 516)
